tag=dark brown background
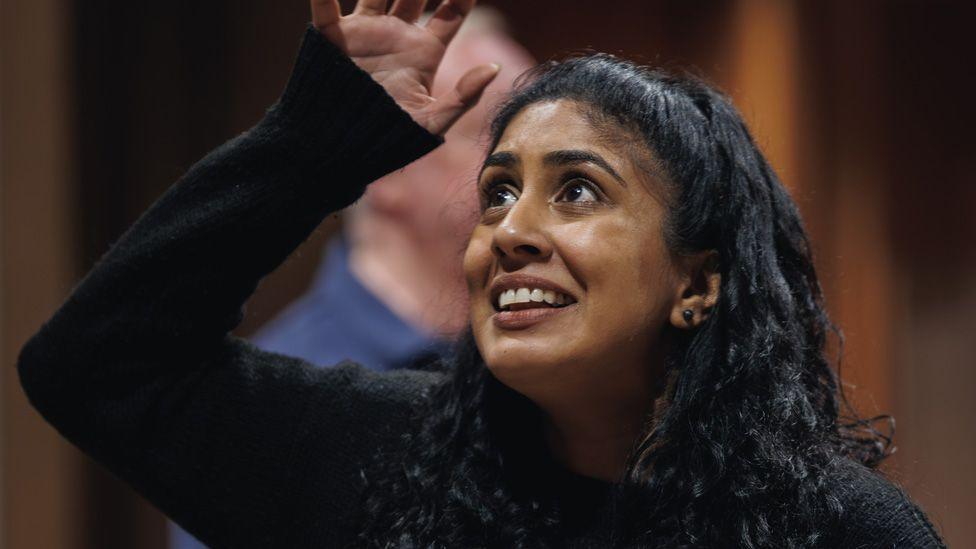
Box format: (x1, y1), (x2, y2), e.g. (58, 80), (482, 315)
(2, 0), (974, 546)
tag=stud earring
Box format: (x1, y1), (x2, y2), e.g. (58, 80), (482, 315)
(682, 309), (694, 325)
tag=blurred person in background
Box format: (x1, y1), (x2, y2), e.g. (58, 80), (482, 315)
(168, 6), (534, 549)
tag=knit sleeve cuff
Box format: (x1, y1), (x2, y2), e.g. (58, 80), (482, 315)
(263, 24), (444, 182)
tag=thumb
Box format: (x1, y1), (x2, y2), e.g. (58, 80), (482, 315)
(422, 63), (501, 136)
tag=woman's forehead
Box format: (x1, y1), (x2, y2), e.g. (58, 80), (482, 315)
(490, 100), (630, 164)
(488, 100), (668, 191)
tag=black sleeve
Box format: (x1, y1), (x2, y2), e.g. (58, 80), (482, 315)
(16, 25), (443, 547)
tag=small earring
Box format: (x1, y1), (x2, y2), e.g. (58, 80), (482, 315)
(682, 309), (694, 325)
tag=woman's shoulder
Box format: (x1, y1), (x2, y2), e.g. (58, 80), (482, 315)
(825, 456), (946, 548)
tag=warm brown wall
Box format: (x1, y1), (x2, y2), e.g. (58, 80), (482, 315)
(793, 3), (976, 544)
(1, 0), (85, 547)
(2, 0), (972, 547)
(880, 5), (976, 543)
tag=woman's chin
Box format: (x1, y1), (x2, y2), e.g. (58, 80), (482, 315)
(472, 308), (589, 388)
(481, 342), (577, 388)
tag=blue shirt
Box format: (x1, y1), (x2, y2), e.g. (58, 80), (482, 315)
(170, 237), (446, 549)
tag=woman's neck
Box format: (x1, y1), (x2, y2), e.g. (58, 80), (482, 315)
(533, 351), (672, 483)
(540, 394), (654, 483)
(545, 412), (640, 482)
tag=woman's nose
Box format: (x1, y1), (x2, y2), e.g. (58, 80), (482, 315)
(491, 199), (552, 265)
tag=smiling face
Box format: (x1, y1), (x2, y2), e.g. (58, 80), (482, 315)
(464, 99), (687, 405)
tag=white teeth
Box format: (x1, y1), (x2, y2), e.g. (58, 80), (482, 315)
(496, 287), (575, 310)
(498, 289), (516, 309)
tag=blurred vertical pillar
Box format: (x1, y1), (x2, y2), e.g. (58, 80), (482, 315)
(731, 0), (895, 418)
(879, 4), (976, 546)
(729, 0), (801, 191)
(795, 1), (896, 422)
(1, 0), (86, 547)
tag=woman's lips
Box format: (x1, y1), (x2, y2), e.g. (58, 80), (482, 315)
(492, 303), (577, 330)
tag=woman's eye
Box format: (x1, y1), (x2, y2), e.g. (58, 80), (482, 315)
(485, 185), (518, 208)
(559, 179), (599, 203)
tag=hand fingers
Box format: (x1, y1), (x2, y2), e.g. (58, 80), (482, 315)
(390, 0), (428, 23)
(353, 0), (388, 15)
(423, 63), (500, 135)
(310, 0), (342, 29)
(425, 0), (475, 45)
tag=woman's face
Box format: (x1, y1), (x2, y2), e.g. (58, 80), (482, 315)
(464, 99), (687, 403)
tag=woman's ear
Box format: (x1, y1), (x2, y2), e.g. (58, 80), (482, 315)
(670, 250), (721, 329)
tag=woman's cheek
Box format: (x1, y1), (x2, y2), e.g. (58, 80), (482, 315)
(462, 227), (493, 295)
(555, 217), (634, 290)
(560, 218), (658, 334)
(462, 230), (494, 344)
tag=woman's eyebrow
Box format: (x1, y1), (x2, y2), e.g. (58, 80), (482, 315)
(543, 149), (627, 187)
(481, 151), (519, 173)
(479, 151), (518, 181)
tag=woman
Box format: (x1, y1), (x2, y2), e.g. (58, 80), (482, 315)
(18, 0), (944, 547)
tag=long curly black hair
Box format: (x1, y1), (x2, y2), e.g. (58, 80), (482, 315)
(358, 53), (891, 548)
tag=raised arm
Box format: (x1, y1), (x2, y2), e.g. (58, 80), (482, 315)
(17, 1), (496, 546)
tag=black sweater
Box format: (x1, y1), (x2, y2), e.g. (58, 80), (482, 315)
(18, 26), (945, 548)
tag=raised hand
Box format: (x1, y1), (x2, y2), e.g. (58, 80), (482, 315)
(311, 0), (500, 136)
